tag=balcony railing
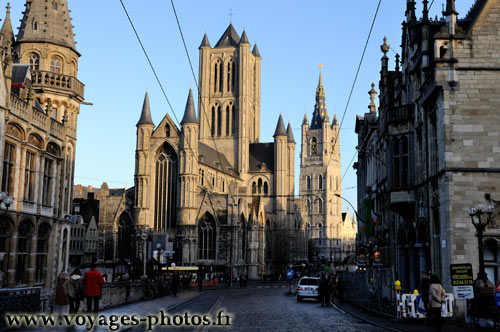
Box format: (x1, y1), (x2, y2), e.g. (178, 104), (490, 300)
(386, 104), (413, 123)
(31, 70), (85, 99)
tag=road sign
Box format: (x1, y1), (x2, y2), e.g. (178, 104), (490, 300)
(415, 295), (426, 314)
(496, 292), (500, 307)
(450, 264), (474, 286)
(286, 269), (294, 280)
(453, 285), (474, 299)
(496, 280), (500, 292)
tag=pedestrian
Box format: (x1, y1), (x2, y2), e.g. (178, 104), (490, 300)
(337, 276), (345, 302)
(319, 273), (327, 307)
(429, 274), (445, 332)
(83, 262), (105, 313)
(172, 273), (179, 297)
(64, 269), (83, 313)
(54, 272), (70, 315)
(197, 275), (203, 292)
(420, 271), (431, 316)
(324, 277), (332, 307)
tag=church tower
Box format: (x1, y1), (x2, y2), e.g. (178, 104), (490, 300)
(198, 24), (261, 173)
(299, 67), (342, 263)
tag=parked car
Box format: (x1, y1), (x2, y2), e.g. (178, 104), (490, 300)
(296, 277), (319, 302)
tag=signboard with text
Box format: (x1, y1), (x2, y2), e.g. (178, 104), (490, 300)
(453, 285), (474, 299)
(450, 264), (474, 286)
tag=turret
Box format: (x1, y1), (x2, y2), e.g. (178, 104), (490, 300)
(287, 122), (295, 197)
(274, 114), (287, 212)
(443, 0), (458, 35)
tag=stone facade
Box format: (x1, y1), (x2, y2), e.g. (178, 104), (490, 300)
(0, 0), (84, 295)
(355, 0), (500, 300)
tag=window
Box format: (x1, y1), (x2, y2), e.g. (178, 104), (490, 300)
(311, 137), (318, 155)
(306, 175), (311, 190)
(24, 151), (36, 201)
(258, 178), (263, 195)
(317, 199), (323, 214)
(319, 223), (324, 239)
(2, 143), (16, 196)
(42, 158), (54, 206)
(484, 240), (499, 285)
(231, 105), (236, 135)
(35, 223), (50, 283)
(318, 175), (323, 190)
(213, 59), (223, 93)
(217, 106), (222, 136)
(231, 61), (237, 92)
(0, 219), (12, 279)
(50, 56), (62, 73)
(52, 1), (58, 10)
(252, 182), (257, 195)
(211, 106), (216, 136)
(392, 136), (409, 188)
(227, 60), (232, 92)
(154, 143), (178, 230)
(226, 106), (230, 136)
(16, 221), (33, 285)
(264, 182), (269, 196)
(29, 53), (40, 71)
(306, 200), (311, 215)
(198, 213), (216, 260)
(166, 124), (170, 137)
(32, 19), (37, 31)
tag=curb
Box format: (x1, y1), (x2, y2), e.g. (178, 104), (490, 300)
(333, 302), (404, 332)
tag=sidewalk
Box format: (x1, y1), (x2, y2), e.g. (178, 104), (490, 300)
(9, 290), (202, 332)
(335, 300), (499, 332)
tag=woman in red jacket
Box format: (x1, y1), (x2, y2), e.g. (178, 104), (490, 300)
(82, 262), (104, 313)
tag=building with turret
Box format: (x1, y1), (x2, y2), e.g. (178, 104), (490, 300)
(0, 0), (85, 297)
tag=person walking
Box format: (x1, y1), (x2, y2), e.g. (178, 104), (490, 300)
(64, 269), (83, 313)
(54, 272), (70, 315)
(319, 274), (327, 307)
(83, 262), (105, 313)
(429, 274), (445, 332)
(420, 271), (431, 317)
(172, 273), (180, 297)
(197, 275), (203, 292)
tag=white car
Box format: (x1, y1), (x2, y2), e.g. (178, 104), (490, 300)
(296, 277), (319, 302)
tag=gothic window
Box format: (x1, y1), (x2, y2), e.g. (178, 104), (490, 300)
(50, 56), (62, 74)
(264, 182), (269, 196)
(241, 215), (247, 262)
(317, 199), (323, 214)
(198, 213), (216, 260)
(219, 60), (223, 92)
(16, 220), (33, 285)
(35, 223), (50, 283)
(252, 182), (257, 195)
(32, 19), (38, 31)
(306, 175), (311, 190)
(258, 178), (263, 195)
(226, 105), (230, 136)
(211, 106), (216, 136)
(24, 151), (36, 202)
(166, 124), (171, 137)
(217, 106), (222, 136)
(306, 200), (311, 215)
(29, 53), (40, 71)
(318, 175), (323, 190)
(311, 137), (318, 155)
(392, 135), (409, 188)
(52, 1), (58, 10)
(0, 219), (12, 276)
(154, 143), (178, 230)
(227, 60), (232, 92)
(213, 60), (223, 93)
(42, 158), (54, 206)
(2, 143), (16, 196)
(231, 61), (237, 92)
(231, 105), (236, 135)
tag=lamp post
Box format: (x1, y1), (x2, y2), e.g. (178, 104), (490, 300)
(469, 202), (494, 278)
(0, 192), (13, 212)
(140, 227), (149, 278)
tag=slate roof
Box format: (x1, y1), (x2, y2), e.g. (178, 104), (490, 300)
(198, 142), (234, 174)
(11, 64), (30, 85)
(137, 91), (154, 126)
(273, 114), (287, 137)
(287, 122), (295, 143)
(252, 44), (261, 57)
(215, 23), (240, 47)
(200, 33), (211, 48)
(249, 143), (274, 172)
(239, 30), (250, 44)
(181, 88), (198, 124)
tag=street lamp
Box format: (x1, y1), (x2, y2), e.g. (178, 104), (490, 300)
(469, 202), (494, 279)
(140, 227), (150, 278)
(0, 192), (13, 211)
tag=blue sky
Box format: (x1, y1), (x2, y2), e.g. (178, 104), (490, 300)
(7, 0), (476, 211)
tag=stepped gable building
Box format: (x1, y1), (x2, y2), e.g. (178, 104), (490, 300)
(0, 0), (85, 293)
(132, 24), (306, 279)
(355, 0), (500, 297)
(299, 68), (344, 264)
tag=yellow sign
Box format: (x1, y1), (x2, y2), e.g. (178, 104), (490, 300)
(167, 266), (199, 271)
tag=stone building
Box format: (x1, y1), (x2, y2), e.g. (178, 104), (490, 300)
(299, 69), (344, 265)
(355, 0), (500, 296)
(131, 24), (306, 279)
(0, 0), (84, 294)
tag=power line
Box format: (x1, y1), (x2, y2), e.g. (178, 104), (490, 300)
(342, 150), (358, 181)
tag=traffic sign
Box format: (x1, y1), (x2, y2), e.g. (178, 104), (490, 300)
(496, 280), (500, 292)
(286, 269), (294, 280)
(450, 264), (473, 286)
(453, 285), (474, 299)
(496, 292), (500, 307)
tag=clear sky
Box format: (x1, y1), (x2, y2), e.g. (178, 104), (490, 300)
(7, 0), (476, 212)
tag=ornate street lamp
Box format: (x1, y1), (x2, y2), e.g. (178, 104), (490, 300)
(140, 226), (150, 278)
(469, 202), (494, 278)
(0, 192), (13, 211)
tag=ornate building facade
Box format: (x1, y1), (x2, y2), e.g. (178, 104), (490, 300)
(0, 0), (85, 294)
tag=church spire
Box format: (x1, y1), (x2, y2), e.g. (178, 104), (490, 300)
(181, 88), (198, 124)
(287, 121), (295, 143)
(200, 33), (210, 48)
(273, 114), (286, 137)
(310, 64), (327, 129)
(137, 91), (154, 126)
(16, 0), (78, 55)
(1, 3), (14, 46)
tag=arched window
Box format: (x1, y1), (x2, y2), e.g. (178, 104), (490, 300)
(258, 178), (263, 195)
(213, 60), (222, 93)
(306, 200), (311, 215)
(318, 175), (323, 190)
(311, 137), (318, 155)
(0, 219), (12, 275)
(231, 105), (236, 135)
(211, 106), (216, 136)
(317, 199), (323, 214)
(50, 56), (62, 73)
(24, 151), (36, 202)
(16, 221), (33, 284)
(200, 169), (204, 186)
(252, 182), (257, 195)
(29, 53), (40, 71)
(306, 175), (311, 190)
(231, 61), (237, 92)
(2, 142), (16, 196)
(35, 223), (50, 283)
(154, 143), (178, 230)
(198, 213), (216, 260)
(52, 1), (58, 10)
(32, 19), (38, 31)
(264, 182), (269, 196)
(227, 60), (232, 92)
(166, 124), (171, 137)
(217, 105), (222, 136)
(226, 105), (230, 136)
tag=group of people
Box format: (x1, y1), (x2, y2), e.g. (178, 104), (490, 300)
(54, 262), (105, 314)
(318, 273), (345, 307)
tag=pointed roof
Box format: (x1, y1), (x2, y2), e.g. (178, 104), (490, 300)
(16, 0), (79, 55)
(302, 113), (308, 125)
(239, 30), (249, 44)
(136, 91), (154, 126)
(252, 43), (261, 57)
(286, 122), (295, 143)
(0, 3), (14, 46)
(181, 88), (198, 124)
(443, 0), (458, 16)
(273, 114), (287, 137)
(332, 113), (338, 125)
(200, 33), (210, 48)
(215, 23), (240, 47)
(310, 67), (327, 130)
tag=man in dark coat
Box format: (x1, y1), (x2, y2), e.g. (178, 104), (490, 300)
(82, 262), (104, 313)
(319, 274), (328, 307)
(420, 271), (431, 314)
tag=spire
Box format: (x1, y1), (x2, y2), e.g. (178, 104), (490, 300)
(286, 122), (295, 143)
(443, 0), (458, 16)
(16, 0), (79, 55)
(239, 29), (249, 45)
(368, 83), (377, 114)
(215, 23), (240, 47)
(406, 0), (416, 22)
(1, 3), (14, 46)
(310, 64), (327, 130)
(332, 113), (338, 125)
(302, 113), (308, 125)
(252, 43), (261, 57)
(422, 0), (429, 22)
(181, 88), (198, 124)
(273, 114), (286, 137)
(136, 91), (154, 126)
(200, 33), (210, 48)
